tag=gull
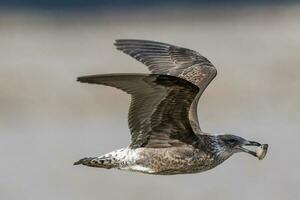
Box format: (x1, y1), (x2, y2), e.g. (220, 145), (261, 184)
(74, 39), (268, 175)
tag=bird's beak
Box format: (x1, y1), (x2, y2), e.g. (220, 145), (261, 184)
(236, 141), (261, 157)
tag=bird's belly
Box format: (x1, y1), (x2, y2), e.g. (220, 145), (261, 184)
(124, 147), (218, 175)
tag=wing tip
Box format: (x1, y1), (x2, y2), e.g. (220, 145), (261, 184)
(114, 39), (135, 46)
(114, 39), (131, 50)
(114, 39), (168, 47)
(77, 75), (99, 83)
(77, 76), (87, 83)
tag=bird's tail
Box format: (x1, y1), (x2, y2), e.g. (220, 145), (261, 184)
(73, 156), (116, 169)
(74, 148), (132, 169)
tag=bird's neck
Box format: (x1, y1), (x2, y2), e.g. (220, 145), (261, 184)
(197, 134), (233, 160)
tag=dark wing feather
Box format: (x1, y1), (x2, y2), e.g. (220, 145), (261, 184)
(78, 74), (199, 148)
(115, 39), (217, 133)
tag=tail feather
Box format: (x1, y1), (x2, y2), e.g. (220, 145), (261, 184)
(74, 148), (132, 169)
(73, 156), (115, 169)
(74, 157), (96, 166)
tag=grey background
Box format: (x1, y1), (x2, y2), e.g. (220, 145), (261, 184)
(0, 2), (299, 200)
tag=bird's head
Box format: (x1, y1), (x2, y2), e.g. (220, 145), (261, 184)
(215, 134), (264, 159)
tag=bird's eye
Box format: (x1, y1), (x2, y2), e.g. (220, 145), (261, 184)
(228, 139), (236, 144)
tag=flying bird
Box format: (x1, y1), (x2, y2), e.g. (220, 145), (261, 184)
(74, 39), (268, 175)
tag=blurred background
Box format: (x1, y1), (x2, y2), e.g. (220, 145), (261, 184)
(0, 1), (299, 200)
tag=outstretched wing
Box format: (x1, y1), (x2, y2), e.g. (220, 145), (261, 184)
(115, 39), (217, 133)
(78, 74), (199, 148)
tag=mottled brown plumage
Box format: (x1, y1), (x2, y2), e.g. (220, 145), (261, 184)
(74, 39), (268, 175)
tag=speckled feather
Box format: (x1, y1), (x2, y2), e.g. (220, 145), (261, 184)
(75, 141), (230, 175)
